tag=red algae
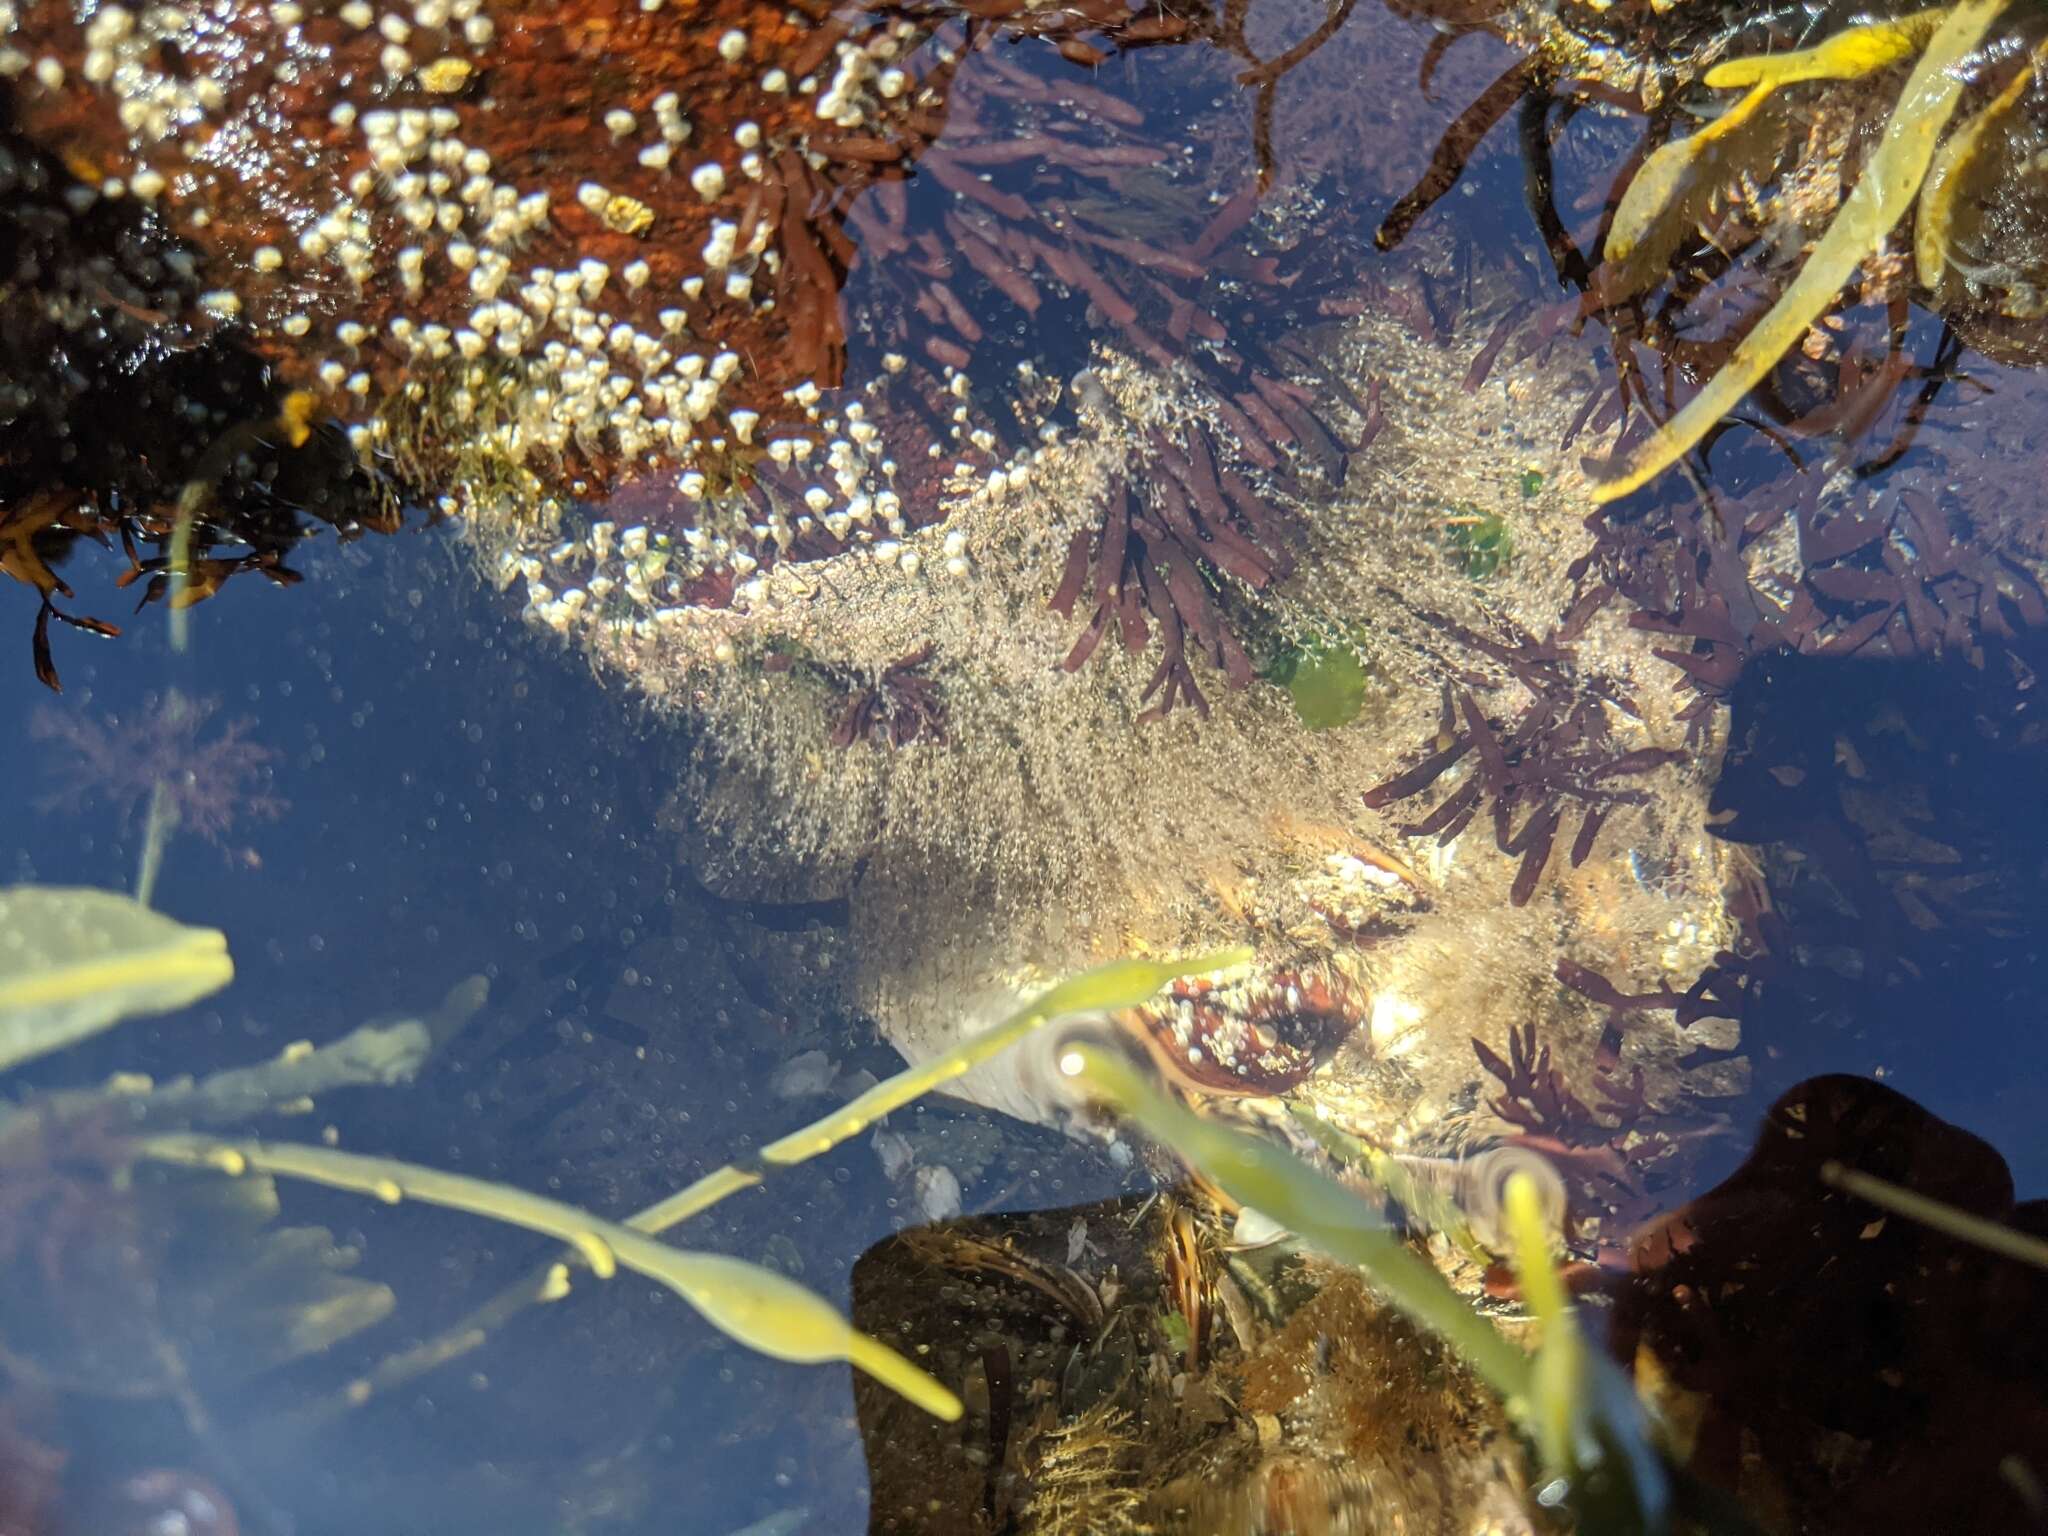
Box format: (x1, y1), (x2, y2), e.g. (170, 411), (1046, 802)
(32, 690), (285, 858)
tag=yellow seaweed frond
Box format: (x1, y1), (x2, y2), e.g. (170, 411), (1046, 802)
(327, 947), (1254, 1416)
(1593, 0), (2016, 504)
(1821, 1159), (2048, 1271)
(634, 946), (1254, 1232)
(1066, 1043), (1533, 1402)
(1915, 41), (2045, 287)
(1610, 6), (1947, 270)
(1606, 83), (1777, 268)
(1701, 9), (1947, 91)
(138, 1133), (965, 1421)
(1504, 1170), (1581, 1479)
(0, 885), (234, 1073)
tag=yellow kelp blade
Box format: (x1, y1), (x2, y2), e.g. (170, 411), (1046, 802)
(1822, 1160), (2048, 1271)
(1700, 9), (1947, 92)
(1593, 0), (2014, 504)
(636, 946), (1254, 1232)
(1606, 81), (1778, 274)
(1504, 1170), (1671, 1523)
(1067, 1043), (1532, 1402)
(1284, 1103), (1492, 1266)
(139, 1133), (963, 1421)
(0, 885), (233, 1073)
(1915, 40), (2044, 287)
(759, 946), (1255, 1165)
(317, 946), (1254, 1414)
(1608, 11), (1947, 275)
(658, 1249), (963, 1420)
(1504, 1170), (1581, 1478)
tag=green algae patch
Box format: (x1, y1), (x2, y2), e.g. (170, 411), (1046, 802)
(1443, 508), (1515, 580)
(1281, 646), (1370, 730)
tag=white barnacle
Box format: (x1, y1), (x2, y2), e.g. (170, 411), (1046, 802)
(700, 220), (738, 268)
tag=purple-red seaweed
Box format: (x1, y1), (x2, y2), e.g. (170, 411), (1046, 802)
(829, 643), (951, 749)
(32, 692), (285, 860)
(1472, 1019), (1719, 1255)
(1363, 618), (1680, 902)
(1049, 426), (1297, 722)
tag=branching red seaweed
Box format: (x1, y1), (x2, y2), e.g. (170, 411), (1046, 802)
(1364, 617), (1680, 902)
(32, 692), (285, 858)
(1049, 424), (1297, 721)
(829, 642), (950, 748)
(1472, 1019), (1718, 1252)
